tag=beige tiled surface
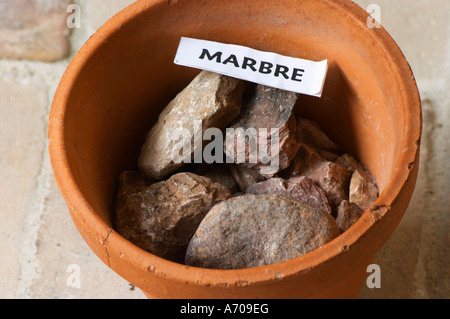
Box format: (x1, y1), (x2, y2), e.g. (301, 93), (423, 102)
(0, 0), (143, 299)
(0, 77), (48, 298)
(0, 0), (71, 61)
(0, 0), (448, 299)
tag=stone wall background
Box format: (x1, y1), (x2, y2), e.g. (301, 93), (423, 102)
(0, 0), (447, 299)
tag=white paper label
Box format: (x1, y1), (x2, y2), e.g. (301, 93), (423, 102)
(174, 37), (328, 97)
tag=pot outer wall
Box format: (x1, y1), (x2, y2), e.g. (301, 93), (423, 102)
(49, 0), (422, 299)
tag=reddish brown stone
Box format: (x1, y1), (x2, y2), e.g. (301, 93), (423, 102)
(307, 161), (352, 212)
(279, 144), (324, 176)
(349, 169), (379, 212)
(115, 172), (231, 263)
(227, 163), (265, 192)
(196, 163), (239, 194)
(224, 84), (301, 177)
(185, 194), (340, 269)
(335, 154), (361, 173)
(246, 176), (332, 215)
(336, 200), (364, 232)
(297, 117), (340, 153)
(280, 144), (351, 212)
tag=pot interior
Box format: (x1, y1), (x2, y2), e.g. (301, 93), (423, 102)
(62, 0), (405, 230)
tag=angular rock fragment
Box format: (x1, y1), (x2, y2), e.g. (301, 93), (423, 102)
(227, 163), (265, 192)
(246, 176), (332, 215)
(185, 194), (340, 269)
(196, 163), (238, 194)
(297, 117), (340, 153)
(336, 200), (364, 233)
(224, 84), (301, 177)
(335, 153), (361, 173)
(138, 71), (245, 180)
(115, 172), (231, 262)
(349, 169), (379, 212)
(309, 161), (352, 212)
(278, 144), (325, 178)
(335, 154), (378, 185)
(280, 144), (352, 212)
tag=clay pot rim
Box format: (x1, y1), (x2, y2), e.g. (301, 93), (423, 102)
(48, 0), (421, 287)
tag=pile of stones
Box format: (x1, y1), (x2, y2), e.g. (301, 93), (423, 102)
(115, 71), (379, 269)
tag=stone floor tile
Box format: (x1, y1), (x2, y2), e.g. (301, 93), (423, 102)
(0, 0), (71, 61)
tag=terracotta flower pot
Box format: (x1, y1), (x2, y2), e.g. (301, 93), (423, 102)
(48, 0), (421, 298)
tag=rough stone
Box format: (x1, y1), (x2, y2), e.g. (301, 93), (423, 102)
(280, 144), (352, 212)
(185, 194), (340, 269)
(0, 0), (71, 61)
(195, 163), (239, 194)
(335, 153), (361, 173)
(336, 200), (364, 233)
(246, 176), (332, 215)
(227, 163), (266, 192)
(115, 172), (231, 262)
(297, 117), (340, 153)
(307, 161), (352, 213)
(279, 143), (325, 178)
(349, 169), (379, 212)
(224, 84), (301, 177)
(138, 71), (244, 180)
